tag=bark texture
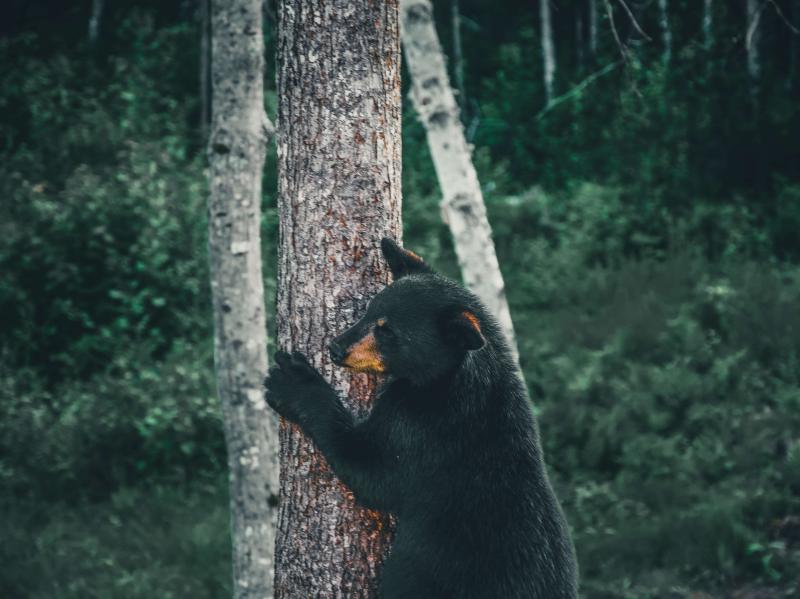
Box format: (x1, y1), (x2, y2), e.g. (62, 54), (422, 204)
(207, 0), (279, 597)
(539, 0), (556, 104)
(275, 1), (401, 596)
(400, 0), (518, 362)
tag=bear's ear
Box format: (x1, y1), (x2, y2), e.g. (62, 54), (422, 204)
(440, 309), (486, 351)
(381, 237), (431, 280)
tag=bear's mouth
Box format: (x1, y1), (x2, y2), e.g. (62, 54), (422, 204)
(340, 333), (386, 373)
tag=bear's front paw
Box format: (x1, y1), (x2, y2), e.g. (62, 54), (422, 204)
(264, 350), (332, 424)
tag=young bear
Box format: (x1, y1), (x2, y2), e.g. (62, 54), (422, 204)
(264, 238), (578, 599)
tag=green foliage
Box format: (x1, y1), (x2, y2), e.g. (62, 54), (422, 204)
(0, 481), (231, 599)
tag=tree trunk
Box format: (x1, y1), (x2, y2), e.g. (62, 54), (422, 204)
(200, 0), (210, 139)
(451, 0), (467, 115)
(792, 0), (799, 89)
(539, 0), (556, 104)
(657, 0), (672, 65)
(88, 0), (104, 45)
(576, 6), (585, 72)
(207, 0), (279, 597)
(400, 0), (519, 363)
(703, 0), (713, 50)
(275, 1), (401, 597)
(589, 0), (599, 56)
(746, 0), (762, 93)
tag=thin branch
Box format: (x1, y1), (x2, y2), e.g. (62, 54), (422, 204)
(537, 61), (622, 119)
(746, 1), (768, 51)
(767, 0), (800, 34)
(603, 0), (629, 65)
(615, 0), (651, 40)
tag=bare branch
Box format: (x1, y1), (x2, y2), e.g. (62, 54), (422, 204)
(603, 0), (630, 65)
(615, 0), (651, 41)
(747, 1), (768, 51)
(767, 0), (800, 34)
(537, 61), (623, 120)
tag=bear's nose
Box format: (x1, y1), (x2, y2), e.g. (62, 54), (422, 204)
(328, 340), (347, 365)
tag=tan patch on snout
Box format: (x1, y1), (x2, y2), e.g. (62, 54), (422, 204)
(342, 332), (385, 373)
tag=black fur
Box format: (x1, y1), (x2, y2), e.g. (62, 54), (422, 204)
(265, 238), (578, 598)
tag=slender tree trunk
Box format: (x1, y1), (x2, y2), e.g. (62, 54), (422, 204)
(576, 7), (585, 72)
(703, 0), (714, 50)
(657, 0), (672, 65)
(88, 0), (104, 45)
(200, 0), (210, 139)
(207, 0), (279, 597)
(746, 0), (762, 96)
(589, 0), (599, 56)
(275, 1), (401, 596)
(792, 0), (799, 89)
(400, 0), (519, 363)
(451, 0), (467, 114)
(539, 0), (556, 104)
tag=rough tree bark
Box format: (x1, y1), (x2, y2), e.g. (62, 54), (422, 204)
(400, 0), (519, 363)
(658, 0), (672, 65)
(539, 0), (556, 104)
(88, 0), (104, 45)
(274, 1), (401, 596)
(206, 0), (279, 597)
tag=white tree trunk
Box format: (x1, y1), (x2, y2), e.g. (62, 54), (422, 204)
(274, 0), (401, 596)
(88, 0), (104, 45)
(703, 0), (713, 49)
(200, 0), (210, 139)
(658, 0), (672, 65)
(576, 8), (585, 71)
(400, 0), (519, 363)
(746, 0), (762, 92)
(589, 0), (599, 56)
(207, 0), (279, 597)
(539, 0), (556, 104)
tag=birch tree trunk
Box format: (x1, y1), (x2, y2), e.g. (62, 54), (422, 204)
(657, 0), (672, 65)
(400, 0), (519, 363)
(207, 0), (279, 597)
(792, 0), (799, 89)
(275, 1), (401, 596)
(88, 0), (104, 45)
(576, 8), (585, 72)
(746, 0), (762, 93)
(589, 0), (599, 57)
(703, 0), (713, 50)
(539, 0), (556, 104)
(200, 0), (210, 139)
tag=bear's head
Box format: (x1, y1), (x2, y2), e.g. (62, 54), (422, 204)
(328, 238), (487, 384)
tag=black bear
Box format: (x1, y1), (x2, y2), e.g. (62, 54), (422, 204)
(264, 238), (578, 599)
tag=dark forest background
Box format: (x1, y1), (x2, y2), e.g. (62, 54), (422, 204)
(1, 0), (799, 597)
